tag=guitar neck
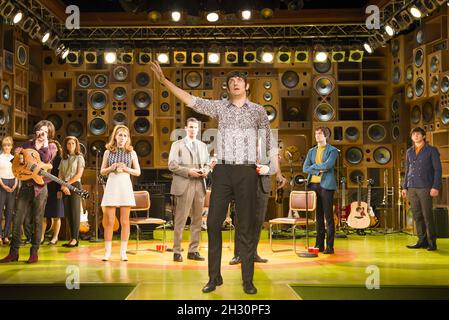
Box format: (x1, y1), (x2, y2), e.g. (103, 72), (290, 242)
(40, 170), (72, 189)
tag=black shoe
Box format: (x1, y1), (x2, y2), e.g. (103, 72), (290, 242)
(406, 242), (428, 249)
(173, 253), (183, 262)
(229, 256), (241, 265)
(315, 245), (325, 252)
(427, 242), (437, 251)
(202, 276), (223, 293)
(243, 282), (257, 294)
(254, 255), (268, 263)
(187, 252), (205, 261)
(65, 240), (79, 248)
(323, 248), (334, 254)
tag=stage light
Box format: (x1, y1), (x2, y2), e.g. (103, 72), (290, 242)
(105, 52), (117, 64)
(207, 12), (219, 22)
(41, 31), (51, 43)
(348, 50), (364, 62)
(241, 10), (251, 20)
(261, 8), (273, 19)
(294, 49), (309, 63)
(262, 52), (274, 63)
(157, 53), (170, 64)
(207, 52), (220, 64)
(61, 48), (70, 60)
(364, 42), (373, 54)
(409, 6), (422, 19)
(171, 11), (181, 22)
(277, 47), (291, 63)
(331, 47), (345, 63)
(384, 24), (395, 37)
(13, 11), (23, 24)
(148, 10), (161, 22)
(174, 51), (187, 63)
(314, 51), (328, 62)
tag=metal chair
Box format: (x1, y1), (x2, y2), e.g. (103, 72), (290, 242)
(201, 189), (234, 249)
(128, 190), (166, 253)
(269, 190), (317, 253)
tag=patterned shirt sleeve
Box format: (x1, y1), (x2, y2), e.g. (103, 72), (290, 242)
(188, 96), (220, 119)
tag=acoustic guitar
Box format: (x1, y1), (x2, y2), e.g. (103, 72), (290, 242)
(347, 176), (370, 229)
(98, 175), (120, 232)
(12, 148), (89, 199)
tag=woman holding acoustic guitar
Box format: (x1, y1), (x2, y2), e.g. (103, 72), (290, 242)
(100, 125), (140, 261)
(59, 136), (85, 248)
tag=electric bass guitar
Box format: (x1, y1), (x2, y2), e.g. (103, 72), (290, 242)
(12, 148), (89, 199)
(347, 176), (370, 229)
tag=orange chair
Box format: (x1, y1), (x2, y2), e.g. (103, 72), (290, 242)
(269, 190), (317, 253)
(128, 191), (166, 253)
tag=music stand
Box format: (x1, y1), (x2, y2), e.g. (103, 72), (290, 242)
(90, 149), (103, 243)
(297, 180), (318, 258)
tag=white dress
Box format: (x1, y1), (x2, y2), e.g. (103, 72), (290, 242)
(100, 149), (136, 207)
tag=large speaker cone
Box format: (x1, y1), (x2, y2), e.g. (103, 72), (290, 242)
(313, 59), (331, 73)
(160, 103), (170, 112)
(314, 103), (334, 121)
(406, 65), (413, 81)
(46, 114), (63, 131)
(56, 88), (68, 101)
(264, 81), (272, 89)
(392, 67), (401, 84)
(113, 112), (127, 125)
(415, 78), (424, 97)
(90, 140), (106, 156)
(391, 98), (399, 114)
(414, 48), (424, 67)
(349, 169), (365, 184)
(441, 75), (449, 93)
(134, 118), (150, 134)
(416, 30), (424, 45)
(314, 77), (334, 95)
(77, 74), (91, 88)
(411, 105), (421, 124)
(113, 66), (128, 81)
(422, 101), (434, 123)
(17, 45), (27, 66)
(66, 121), (83, 138)
(263, 92), (272, 102)
(134, 91), (151, 109)
(281, 71), (299, 88)
(367, 123), (386, 143)
(264, 105), (277, 122)
(392, 125), (400, 140)
(113, 86), (127, 101)
(345, 126), (360, 142)
(136, 72), (150, 87)
(345, 147), (363, 165)
(0, 107), (9, 126)
(373, 147), (391, 165)
(430, 55), (439, 73)
(134, 140), (152, 157)
(91, 91), (107, 110)
(94, 74), (108, 88)
(185, 71), (202, 89)
(442, 107), (449, 125)
(89, 118), (107, 135)
(431, 76), (439, 93)
(2, 85), (10, 101)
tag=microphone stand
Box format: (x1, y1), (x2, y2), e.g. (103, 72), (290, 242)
(90, 149), (103, 243)
(298, 179), (317, 258)
(286, 154), (299, 219)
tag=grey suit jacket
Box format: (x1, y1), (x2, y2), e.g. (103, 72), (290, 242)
(168, 137), (210, 196)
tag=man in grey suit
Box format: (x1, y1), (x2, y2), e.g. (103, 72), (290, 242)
(169, 117), (211, 262)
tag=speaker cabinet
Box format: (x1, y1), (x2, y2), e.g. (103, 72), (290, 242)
(14, 41), (28, 70)
(1, 77), (13, 106)
(410, 102), (423, 128)
(391, 93), (410, 142)
(312, 58), (335, 75)
(347, 167), (366, 188)
(427, 50), (449, 97)
(363, 144), (393, 168)
(45, 111), (86, 141)
(110, 84), (131, 127)
(405, 63), (414, 101)
(179, 69), (213, 90)
(132, 64), (152, 88)
(14, 65), (28, 92)
(312, 75), (337, 122)
(412, 46), (428, 100)
(421, 98), (437, 132)
(74, 90), (88, 110)
(42, 50), (66, 69)
(133, 137), (153, 169)
(111, 65), (130, 82)
(87, 139), (107, 168)
(3, 50), (14, 74)
(131, 89), (153, 136)
(391, 36), (405, 86)
(155, 81), (175, 117)
(253, 77), (280, 128)
(279, 69), (311, 97)
(439, 71), (449, 128)
(87, 90), (109, 137)
(313, 121), (363, 145)
(278, 134), (308, 167)
(154, 118), (175, 168)
(364, 122), (390, 144)
(0, 105), (10, 139)
(43, 70), (74, 110)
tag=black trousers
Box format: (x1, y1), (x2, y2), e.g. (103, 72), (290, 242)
(0, 178), (16, 238)
(64, 181), (82, 240)
(234, 176), (270, 258)
(207, 164), (257, 284)
(309, 183), (335, 250)
(408, 188), (436, 245)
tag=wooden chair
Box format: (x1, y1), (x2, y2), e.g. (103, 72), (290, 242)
(269, 190), (317, 253)
(128, 191), (166, 254)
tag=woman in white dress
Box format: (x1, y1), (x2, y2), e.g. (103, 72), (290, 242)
(100, 125), (141, 261)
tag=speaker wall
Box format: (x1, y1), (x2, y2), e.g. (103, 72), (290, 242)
(87, 90), (109, 136)
(254, 77), (280, 128)
(279, 69), (311, 97)
(65, 111), (86, 139)
(412, 46), (427, 100)
(364, 122), (390, 144)
(131, 89), (153, 136)
(391, 35), (405, 86)
(110, 84), (130, 127)
(181, 69), (212, 90)
(313, 121), (363, 144)
(133, 138), (153, 168)
(312, 75), (336, 121)
(391, 93), (409, 143)
(427, 50), (449, 97)
(154, 118), (175, 167)
(15, 41), (28, 69)
(278, 134), (308, 166)
(155, 79), (175, 117)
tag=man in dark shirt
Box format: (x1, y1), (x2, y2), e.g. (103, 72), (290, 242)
(0, 120), (57, 263)
(401, 127), (442, 251)
(151, 62), (284, 294)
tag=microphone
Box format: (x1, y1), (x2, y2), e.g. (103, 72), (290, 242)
(286, 150), (293, 159)
(91, 146), (101, 154)
(335, 148), (341, 153)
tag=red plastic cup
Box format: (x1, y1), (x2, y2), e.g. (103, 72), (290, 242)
(156, 245), (167, 252)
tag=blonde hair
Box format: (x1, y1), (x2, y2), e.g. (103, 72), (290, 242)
(1, 136), (13, 154)
(106, 125), (133, 153)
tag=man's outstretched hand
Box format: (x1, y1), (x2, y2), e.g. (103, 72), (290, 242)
(150, 61), (166, 84)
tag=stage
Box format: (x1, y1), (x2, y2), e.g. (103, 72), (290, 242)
(1, 231), (449, 300)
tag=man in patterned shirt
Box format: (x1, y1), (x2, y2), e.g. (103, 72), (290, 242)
(151, 62), (285, 294)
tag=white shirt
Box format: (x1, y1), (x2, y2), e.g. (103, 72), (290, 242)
(0, 153), (15, 179)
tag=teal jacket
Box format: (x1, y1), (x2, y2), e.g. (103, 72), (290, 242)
(303, 144), (338, 190)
